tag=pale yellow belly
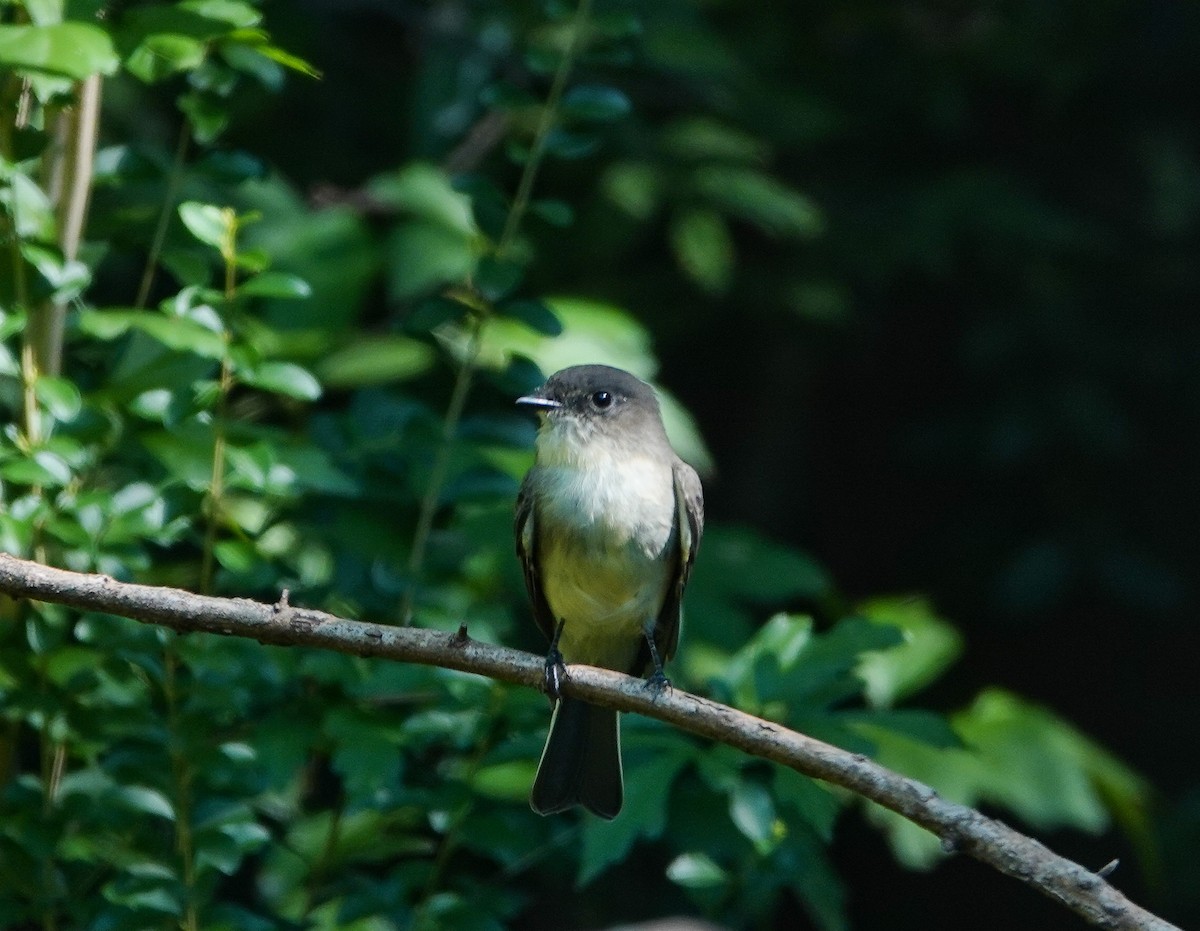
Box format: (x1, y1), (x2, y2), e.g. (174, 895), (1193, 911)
(531, 452), (677, 672)
(541, 537), (672, 672)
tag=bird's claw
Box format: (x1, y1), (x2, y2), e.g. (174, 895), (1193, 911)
(644, 669), (671, 696)
(544, 646), (566, 702)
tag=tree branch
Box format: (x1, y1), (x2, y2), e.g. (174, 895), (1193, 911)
(0, 553), (1177, 931)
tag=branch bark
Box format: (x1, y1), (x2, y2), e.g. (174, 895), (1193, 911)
(0, 553), (1177, 931)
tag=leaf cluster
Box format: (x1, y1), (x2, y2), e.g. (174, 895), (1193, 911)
(0, 2), (1158, 929)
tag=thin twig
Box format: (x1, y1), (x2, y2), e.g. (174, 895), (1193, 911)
(135, 122), (190, 309)
(32, 74), (103, 377)
(402, 0), (595, 623)
(0, 553), (1179, 931)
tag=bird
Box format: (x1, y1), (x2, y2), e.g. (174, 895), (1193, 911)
(514, 364), (704, 818)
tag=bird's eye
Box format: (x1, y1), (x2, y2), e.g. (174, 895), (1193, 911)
(591, 390), (613, 410)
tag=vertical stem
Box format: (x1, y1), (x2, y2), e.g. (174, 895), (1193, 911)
(199, 361), (230, 595)
(179, 218), (237, 931)
(401, 0), (593, 624)
(300, 802), (343, 918)
(135, 121), (190, 309)
(19, 327), (41, 448)
(413, 694), (502, 925)
(6, 72), (58, 931)
(6, 76), (40, 451)
(163, 648), (198, 931)
(200, 255), (237, 596)
(400, 318), (482, 625)
(31, 74), (102, 377)
(497, 0), (593, 256)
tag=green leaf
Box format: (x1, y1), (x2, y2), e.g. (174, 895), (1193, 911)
(180, 0), (263, 29)
(250, 41), (321, 78)
(0, 169), (55, 239)
(240, 360), (321, 401)
(125, 33), (206, 83)
(317, 336), (436, 388)
(694, 166), (823, 238)
(101, 883), (182, 916)
(20, 242), (89, 302)
(529, 199), (573, 227)
(729, 779), (780, 854)
(780, 829), (850, 931)
(661, 117), (769, 165)
(214, 539), (258, 572)
(404, 296), (467, 334)
(474, 256), (523, 302)
(238, 271), (312, 299)
(1, 450), (72, 486)
(471, 761), (536, 802)
(0, 22), (119, 79)
(143, 426), (222, 490)
(44, 645), (99, 686)
(578, 742), (691, 886)
(542, 128), (600, 160)
(325, 707), (405, 807)
(496, 299), (563, 336)
(23, 0), (63, 26)
(178, 90), (229, 144)
(954, 689), (1148, 834)
(670, 208), (734, 293)
(601, 161), (661, 220)
(179, 201), (233, 252)
(79, 309), (227, 359)
(386, 221), (477, 300)
(115, 785), (176, 820)
(370, 162), (478, 235)
(35, 376), (82, 423)
(561, 84), (632, 122)
(666, 852), (728, 889)
(772, 768), (840, 841)
(856, 596), (964, 708)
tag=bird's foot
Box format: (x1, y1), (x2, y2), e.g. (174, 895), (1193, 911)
(544, 645), (567, 701)
(644, 669), (671, 697)
(544, 619), (567, 701)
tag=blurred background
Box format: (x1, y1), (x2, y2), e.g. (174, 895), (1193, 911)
(4, 0), (1200, 928)
(230, 2), (1200, 923)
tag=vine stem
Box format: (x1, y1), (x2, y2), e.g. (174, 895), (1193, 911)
(199, 226), (238, 596)
(402, 0), (594, 624)
(135, 121), (190, 309)
(5, 70), (59, 931)
(163, 648), (198, 931)
(31, 74), (102, 377)
(176, 214), (237, 931)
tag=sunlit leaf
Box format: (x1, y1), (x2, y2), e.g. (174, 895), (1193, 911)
(317, 336), (436, 388)
(240, 360), (321, 401)
(238, 271), (312, 299)
(666, 852), (729, 889)
(578, 744), (691, 886)
(0, 22), (119, 79)
(79, 309), (227, 359)
(856, 597), (964, 708)
(729, 779), (780, 854)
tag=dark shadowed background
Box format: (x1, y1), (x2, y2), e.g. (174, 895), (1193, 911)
(3, 0), (1199, 928)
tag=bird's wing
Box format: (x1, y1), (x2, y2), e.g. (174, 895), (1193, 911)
(515, 472), (557, 643)
(650, 460), (705, 666)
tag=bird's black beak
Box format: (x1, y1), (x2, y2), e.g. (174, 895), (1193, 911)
(516, 392), (561, 411)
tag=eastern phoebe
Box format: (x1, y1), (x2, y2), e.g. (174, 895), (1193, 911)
(515, 364), (704, 819)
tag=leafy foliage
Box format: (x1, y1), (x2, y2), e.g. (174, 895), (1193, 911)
(0, 1), (1170, 929)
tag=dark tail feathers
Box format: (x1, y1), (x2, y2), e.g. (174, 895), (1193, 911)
(530, 696), (622, 819)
